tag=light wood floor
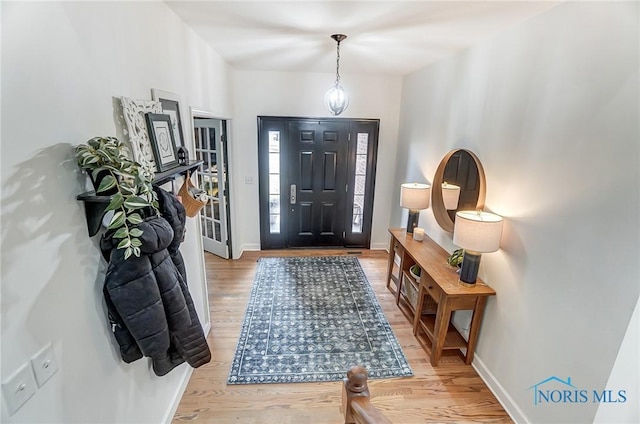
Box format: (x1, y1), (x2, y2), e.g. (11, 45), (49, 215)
(172, 249), (512, 423)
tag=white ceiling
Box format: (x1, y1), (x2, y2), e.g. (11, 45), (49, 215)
(165, 1), (560, 76)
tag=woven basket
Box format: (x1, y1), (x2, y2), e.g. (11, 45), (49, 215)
(178, 171), (207, 217)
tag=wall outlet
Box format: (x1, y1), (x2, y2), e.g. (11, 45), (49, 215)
(2, 362), (37, 416)
(245, 176), (255, 184)
(30, 343), (58, 387)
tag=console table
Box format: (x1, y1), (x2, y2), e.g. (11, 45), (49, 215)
(386, 228), (496, 366)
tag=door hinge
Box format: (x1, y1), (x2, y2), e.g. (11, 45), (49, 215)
(345, 184), (348, 192)
(343, 231), (346, 238)
(221, 135), (226, 142)
(348, 133), (351, 141)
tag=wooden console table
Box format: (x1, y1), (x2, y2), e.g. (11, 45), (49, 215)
(386, 228), (496, 366)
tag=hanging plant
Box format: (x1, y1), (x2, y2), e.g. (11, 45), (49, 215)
(76, 136), (159, 259)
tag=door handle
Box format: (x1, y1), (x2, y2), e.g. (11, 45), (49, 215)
(290, 184), (297, 204)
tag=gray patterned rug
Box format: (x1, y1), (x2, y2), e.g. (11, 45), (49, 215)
(227, 256), (413, 385)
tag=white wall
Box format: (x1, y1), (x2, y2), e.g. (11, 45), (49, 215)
(594, 297), (640, 423)
(1, 2), (231, 423)
(395, 2), (638, 423)
(230, 70), (402, 257)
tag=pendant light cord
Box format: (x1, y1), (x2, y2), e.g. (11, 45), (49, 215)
(335, 39), (341, 87)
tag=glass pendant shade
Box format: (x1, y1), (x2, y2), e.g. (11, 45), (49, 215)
(325, 34), (349, 116)
(324, 85), (349, 116)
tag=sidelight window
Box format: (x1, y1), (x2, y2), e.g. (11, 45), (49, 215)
(352, 133), (368, 233)
(268, 131), (281, 233)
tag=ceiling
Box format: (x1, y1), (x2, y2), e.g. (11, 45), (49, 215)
(165, 1), (560, 77)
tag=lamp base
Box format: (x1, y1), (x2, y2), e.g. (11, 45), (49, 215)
(459, 250), (482, 286)
(406, 210), (420, 234)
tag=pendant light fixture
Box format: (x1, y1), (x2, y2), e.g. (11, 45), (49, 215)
(324, 34), (349, 116)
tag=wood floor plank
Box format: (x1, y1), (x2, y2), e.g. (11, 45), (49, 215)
(173, 250), (511, 423)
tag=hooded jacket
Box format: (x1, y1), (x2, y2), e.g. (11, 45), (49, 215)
(101, 187), (211, 376)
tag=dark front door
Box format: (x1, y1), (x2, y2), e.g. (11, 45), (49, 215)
(258, 116), (379, 249)
(287, 120), (349, 247)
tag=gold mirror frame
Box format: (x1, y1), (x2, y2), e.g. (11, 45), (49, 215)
(432, 149), (487, 232)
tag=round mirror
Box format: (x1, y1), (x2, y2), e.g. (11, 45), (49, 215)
(432, 149), (486, 232)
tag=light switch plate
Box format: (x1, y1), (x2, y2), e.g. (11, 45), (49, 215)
(2, 362), (37, 416)
(31, 343), (58, 388)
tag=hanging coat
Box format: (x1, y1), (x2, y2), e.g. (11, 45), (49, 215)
(101, 187), (211, 376)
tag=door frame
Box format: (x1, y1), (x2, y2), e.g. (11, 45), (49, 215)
(257, 116), (379, 249)
(190, 108), (234, 259)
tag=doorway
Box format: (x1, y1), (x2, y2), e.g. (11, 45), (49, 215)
(193, 116), (231, 259)
(258, 116), (379, 249)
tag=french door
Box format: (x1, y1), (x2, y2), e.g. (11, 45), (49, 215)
(258, 116), (379, 249)
(193, 117), (230, 258)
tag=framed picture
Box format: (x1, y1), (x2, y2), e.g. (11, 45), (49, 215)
(120, 97), (162, 171)
(151, 89), (185, 148)
(145, 113), (179, 172)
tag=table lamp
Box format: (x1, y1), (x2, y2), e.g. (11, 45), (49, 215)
(453, 211), (503, 286)
(442, 182), (461, 210)
(400, 182), (430, 234)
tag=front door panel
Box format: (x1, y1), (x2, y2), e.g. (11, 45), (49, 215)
(288, 121), (348, 247)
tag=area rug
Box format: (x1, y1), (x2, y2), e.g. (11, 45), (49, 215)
(227, 256), (413, 385)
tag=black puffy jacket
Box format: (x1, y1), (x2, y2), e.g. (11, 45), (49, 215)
(101, 188), (210, 376)
(154, 187), (211, 374)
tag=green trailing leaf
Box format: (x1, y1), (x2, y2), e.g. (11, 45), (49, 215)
(106, 193), (124, 211)
(117, 238), (131, 249)
(129, 228), (143, 237)
(130, 238), (142, 247)
(113, 227), (129, 239)
(107, 211), (125, 229)
(119, 185), (136, 195)
(83, 156), (100, 165)
(124, 247), (133, 260)
(127, 213), (143, 225)
(97, 175), (117, 194)
(124, 196), (151, 210)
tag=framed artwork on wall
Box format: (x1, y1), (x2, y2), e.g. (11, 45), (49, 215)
(151, 89), (185, 148)
(120, 97), (162, 172)
(145, 113), (179, 172)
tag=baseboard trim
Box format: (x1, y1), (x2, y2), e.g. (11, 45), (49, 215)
(239, 243), (260, 258)
(370, 242), (388, 250)
(163, 322), (212, 424)
(473, 355), (528, 424)
(162, 366), (193, 424)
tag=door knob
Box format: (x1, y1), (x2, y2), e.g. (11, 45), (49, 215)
(290, 184), (297, 204)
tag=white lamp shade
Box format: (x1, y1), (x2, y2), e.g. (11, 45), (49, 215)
(453, 211), (503, 253)
(442, 182), (461, 210)
(400, 183), (431, 210)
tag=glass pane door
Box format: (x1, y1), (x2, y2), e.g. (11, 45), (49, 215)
(194, 118), (229, 258)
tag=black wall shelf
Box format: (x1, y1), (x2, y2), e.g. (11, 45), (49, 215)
(77, 161), (203, 236)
